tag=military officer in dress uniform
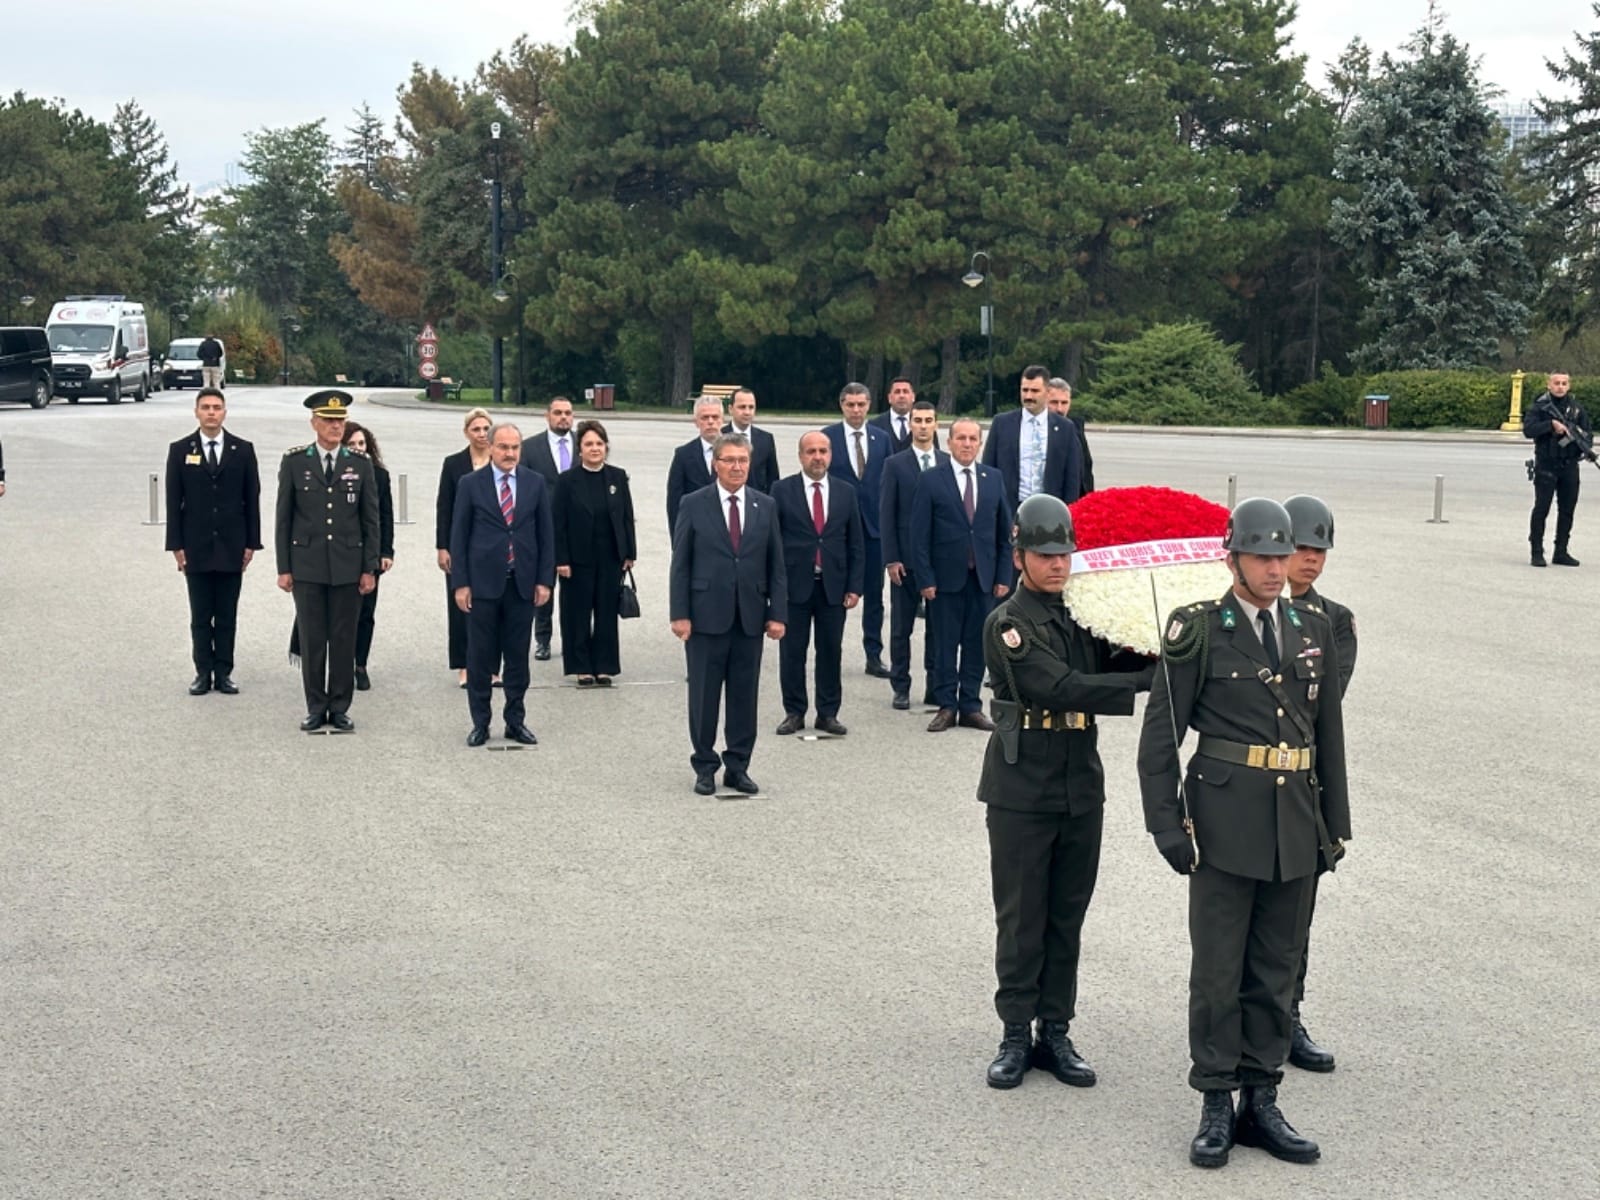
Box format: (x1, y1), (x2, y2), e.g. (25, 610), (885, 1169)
(1137, 497), (1350, 1170)
(978, 495), (1153, 1091)
(275, 390), (379, 731)
(1282, 494), (1356, 1073)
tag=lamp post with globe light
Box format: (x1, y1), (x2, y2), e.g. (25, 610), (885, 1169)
(962, 251), (995, 417)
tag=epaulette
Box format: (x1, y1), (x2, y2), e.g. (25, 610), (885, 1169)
(990, 614), (1031, 660)
(1162, 601), (1215, 661)
(345, 446), (369, 457)
(285, 443), (309, 455)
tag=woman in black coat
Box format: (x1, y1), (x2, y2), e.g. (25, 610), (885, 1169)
(552, 420), (636, 685)
(341, 421), (394, 690)
(435, 408), (494, 686)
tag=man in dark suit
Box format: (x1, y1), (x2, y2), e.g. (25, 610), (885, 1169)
(880, 399), (944, 710)
(275, 391), (379, 732)
(825, 382), (894, 677)
(870, 376), (939, 454)
(666, 395), (725, 532)
(724, 387), (779, 494)
(165, 387), (262, 695)
(983, 364), (1083, 514)
(772, 432), (865, 736)
(670, 432), (788, 795)
(451, 423), (555, 747)
(518, 395), (575, 660)
(1047, 377), (1094, 497)
(910, 417), (1014, 732)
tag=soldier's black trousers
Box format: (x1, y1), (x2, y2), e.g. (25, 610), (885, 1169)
(987, 804), (1103, 1025)
(1188, 865), (1314, 1092)
(1530, 465), (1580, 549)
(1294, 872), (1320, 1004)
(355, 574), (380, 667)
(185, 569), (242, 678)
(293, 581), (360, 717)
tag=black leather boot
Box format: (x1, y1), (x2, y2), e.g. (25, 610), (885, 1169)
(1289, 1004), (1336, 1073)
(1553, 547), (1581, 566)
(986, 1022), (1032, 1090)
(1189, 1090), (1236, 1168)
(1031, 1020), (1096, 1087)
(1532, 545), (1547, 567)
(1234, 1085), (1320, 1163)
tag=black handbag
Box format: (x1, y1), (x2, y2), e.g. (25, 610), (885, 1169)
(618, 568), (641, 619)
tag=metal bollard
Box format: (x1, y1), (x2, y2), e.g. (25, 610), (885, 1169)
(142, 472), (163, 525)
(1227, 474), (1237, 509)
(1426, 474), (1448, 524)
(396, 473), (414, 525)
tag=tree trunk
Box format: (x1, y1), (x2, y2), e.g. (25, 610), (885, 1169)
(844, 348), (859, 382)
(898, 357), (922, 390)
(665, 311), (693, 407)
(1063, 340), (1083, 388)
(937, 334), (959, 414)
(1307, 245), (1323, 384)
(866, 351), (884, 404)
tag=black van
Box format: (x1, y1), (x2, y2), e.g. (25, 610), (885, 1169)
(0, 326), (53, 408)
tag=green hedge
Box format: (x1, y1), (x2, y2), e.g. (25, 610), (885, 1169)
(1354, 371), (1542, 429)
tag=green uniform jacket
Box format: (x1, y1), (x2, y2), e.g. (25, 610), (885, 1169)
(275, 444), (380, 584)
(1137, 591), (1351, 883)
(1299, 584), (1356, 699)
(978, 585), (1153, 815)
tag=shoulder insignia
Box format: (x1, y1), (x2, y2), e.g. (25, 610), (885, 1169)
(285, 444), (309, 455)
(1162, 607), (1204, 651)
(1220, 607), (1236, 630)
(1298, 599), (1325, 615)
(991, 617), (1030, 660)
(346, 447), (368, 457)
(1285, 606), (1303, 629)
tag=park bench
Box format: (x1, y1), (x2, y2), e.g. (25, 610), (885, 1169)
(440, 377), (464, 402)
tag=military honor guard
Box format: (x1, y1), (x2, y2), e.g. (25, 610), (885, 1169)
(1137, 497), (1350, 1169)
(978, 495), (1153, 1091)
(275, 391), (379, 731)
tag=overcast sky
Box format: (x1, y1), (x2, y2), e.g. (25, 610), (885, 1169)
(6, 0), (1584, 190)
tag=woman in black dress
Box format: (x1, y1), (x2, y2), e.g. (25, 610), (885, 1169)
(552, 420), (636, 685)
(341, 421), (394, 690)
(436, 408), (494, 686)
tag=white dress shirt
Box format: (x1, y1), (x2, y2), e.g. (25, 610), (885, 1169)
(845, 423), (870, 471)
(949, 457), (979, 503)
(805, 473), (831, 522)
(494, 466), (517, 508)
(1230, 592), (1284, 661)
(717, 484), (745, 535)
(1017, 409), (1047, 502)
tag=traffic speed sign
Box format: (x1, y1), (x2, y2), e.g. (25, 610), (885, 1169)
(420, 360), (439, 380)
(420, 343), (438, 359)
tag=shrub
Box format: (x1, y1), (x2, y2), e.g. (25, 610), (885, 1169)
(1282, 366), (1363, 427)
(1356, 370), (1536, 429)
(1080, 322), (1291, 426)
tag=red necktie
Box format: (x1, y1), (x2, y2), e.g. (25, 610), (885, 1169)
(811, 481), (825, 569)
(728, 493), (742, 553)
(500, 474), (515, 565)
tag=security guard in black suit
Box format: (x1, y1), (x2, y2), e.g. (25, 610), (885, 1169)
(275, 391), (379, 731)
(978, 495), (1153, 1092)
(1138, 497), (1350, 1170)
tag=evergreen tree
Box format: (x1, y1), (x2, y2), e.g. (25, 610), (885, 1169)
(1530, 4), (1600, 340)
(110, 99), (199, 321)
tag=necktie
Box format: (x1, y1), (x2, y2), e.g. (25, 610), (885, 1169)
(207, 440), (219, 470)
(853, 430), (866, 478)
(1258, 610), (1281, 673)
(811, 481), (825, 569)
(920, 452), (931, 472)
(728, 494), (742, 553)
(963, 468), (976, 568)
(897, 416), (907, 442)
(500, 474), (515, 565)
(557, 437), (570, 472)
(324, 453), (334, 484)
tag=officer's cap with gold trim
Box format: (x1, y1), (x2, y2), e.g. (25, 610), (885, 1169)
(304, 389), (353, 419)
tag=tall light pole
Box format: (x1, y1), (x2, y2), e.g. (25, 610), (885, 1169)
(18, 294), (35, 325)
(490, 121), (504, 408)
(962, 251), (995, 417)
(279, 313), (301, 386)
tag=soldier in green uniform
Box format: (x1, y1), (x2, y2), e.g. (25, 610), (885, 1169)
(1282, 494), (1357, 1073)
(1137, 497), (1350, 1169)
(275, 391), (379, 731)
(977, 495), (1154, 1091)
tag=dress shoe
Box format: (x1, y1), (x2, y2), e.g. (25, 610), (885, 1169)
(595, 675), (614, 687)
(1233, 1085), (1320, 1163)
(723, 769), (760, 794)
(534, 642), (552, 661)
(958, 711), (996, 732)
(188, 674), (212, 696)
(577, 675), (596, 687)
(504, 722), (538, 745)
(467, 726), (490, 747)
(986, 1022), (1033, 1090)
(926, 708), (957, 732)
(814, 715), (847, 736)
(1031, 1020), (1096, 1087)
(892, 691), (910, 710)
(1554, 549), (1581, 566)
(300, 712), (327, 732)
(1190, 1090), (1236, 1168)
(328, 712), (355, 732)
(1532, 547), (1547, 567)
(776, 713), (806, 735)
(1288, 1005), (1336, 1072)
(354, 666), (371, 691)
(213, 675), (239, 695)
(864, 657), (890, 678)
(693, 773), (717, 796)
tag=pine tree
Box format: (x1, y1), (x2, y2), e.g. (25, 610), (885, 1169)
(111, 99), (198, 318)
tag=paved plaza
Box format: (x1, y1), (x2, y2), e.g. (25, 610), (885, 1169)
(1, 387), (1594, 1198)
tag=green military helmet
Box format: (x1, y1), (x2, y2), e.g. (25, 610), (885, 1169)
(1283, 494), (1335, 549)
(1223, 497), (1294, 556)
(1014, 494), (1076, 554)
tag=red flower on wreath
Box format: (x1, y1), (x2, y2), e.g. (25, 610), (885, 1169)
(1068, 486), (1230, 550)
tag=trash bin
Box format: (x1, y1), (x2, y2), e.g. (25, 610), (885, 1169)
(427, 380), (444, 401)
(593, 382), (616, 411)
(1364, 394), (1390, 429)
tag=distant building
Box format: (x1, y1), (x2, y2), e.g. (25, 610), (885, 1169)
(1489, 100), (1549, 151)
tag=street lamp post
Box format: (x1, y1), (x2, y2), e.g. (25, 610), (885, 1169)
(279, 313), (301, 386)
(493, 265), (526, 405)
(490, 121), (504, 407)
(168, 305), (187, 345)
(18, 294), (36, 325)
(962, 251), (995, 417)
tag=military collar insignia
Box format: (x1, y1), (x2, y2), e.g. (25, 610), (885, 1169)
(1285, 605), (1303, 629)
(1220, 608), (1236, 629)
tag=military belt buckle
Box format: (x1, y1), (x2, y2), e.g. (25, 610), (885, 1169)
(1272, 747), (1296, 770)
(1059, 712), (1087, 730)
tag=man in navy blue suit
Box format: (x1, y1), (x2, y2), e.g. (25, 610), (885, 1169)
(825, 382), (894, 678)
(665, 395), (725, 532)
(670, 433), (788, 796)
(723, 387), (780, 494)
(982, 364), (1083, 515)
(772, 432), (865, 736)
(910, 417), (1014, 732)
(450, 423), (555, 748)
(880, 399), (944, 710)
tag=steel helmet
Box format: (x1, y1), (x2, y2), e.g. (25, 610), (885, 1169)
(1283, 494), (1335, 549)
(1014, 494), (1076, 554)
(1223, 497), (1294, 556)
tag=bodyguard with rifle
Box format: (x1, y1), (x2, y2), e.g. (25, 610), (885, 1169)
(1524, 371), (1593, 567)
(1137, 497), (1351, 1170)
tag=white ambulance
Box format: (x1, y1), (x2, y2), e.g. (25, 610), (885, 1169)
(46, 296), (153, 404)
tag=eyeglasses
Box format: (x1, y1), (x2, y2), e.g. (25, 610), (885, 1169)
(715, 456), (750, 467)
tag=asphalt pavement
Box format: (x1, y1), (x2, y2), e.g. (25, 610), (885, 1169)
(0, 386), (1594, 1198)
